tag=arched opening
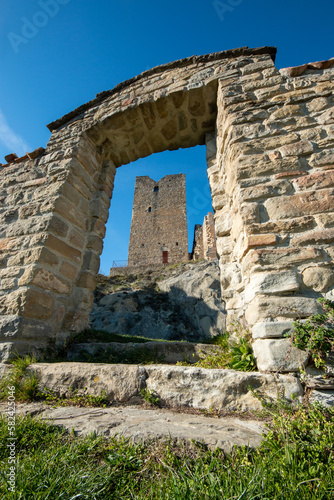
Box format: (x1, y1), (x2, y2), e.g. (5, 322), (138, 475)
(99, 146), (213, 274)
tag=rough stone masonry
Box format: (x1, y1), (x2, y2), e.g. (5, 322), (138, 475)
(127, 174), (189, 267)
(0, 46), (333, 370)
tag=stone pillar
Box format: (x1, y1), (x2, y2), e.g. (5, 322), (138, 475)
(213, 56), (334, 371)
(0, 129), (116, 361)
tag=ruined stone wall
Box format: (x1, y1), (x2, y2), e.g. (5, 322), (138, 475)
(0, 46), (333, 372)
(191, 212), (217, 261)
(202, 211), (217, 260)
(128, 174), (188, 266)
(192, 224), (204, 260)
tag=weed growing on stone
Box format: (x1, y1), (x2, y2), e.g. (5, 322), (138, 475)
(140, 388), (161, 406)
(181, 328), (257, 371)
(0, 401), (333, 498)
(289, 298), (334, 369)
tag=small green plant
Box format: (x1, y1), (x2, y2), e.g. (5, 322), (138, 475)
(0, 355), (39, 401)
(184, 327), (257, 371)
(140, 388), (161, 406)
(289, 298), (334, 369)
(229, 336), (257, 371)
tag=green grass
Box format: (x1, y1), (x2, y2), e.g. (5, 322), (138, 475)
(66, 328), (167, 345)
(0, 401), (333, 499)
(0, 356), (39, 402)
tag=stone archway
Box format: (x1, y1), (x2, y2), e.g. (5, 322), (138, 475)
(1, 46), (333, 369)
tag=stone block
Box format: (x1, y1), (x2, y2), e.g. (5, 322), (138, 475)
(279, 140), (314, 157)
(60, 261), (78, 280)
(29, 362), (146, 403)
(69, 229), (85, 249)
(0, 315), (20, 338)
(77, 272), (96, 290)
(295, 169), (334, 190)
(23, 289), (54, 320)
(246, 216), (315, 235)
(253, 338), (309, 372)
(244, 271), (299, 303)
(38, 248), (59, 267)
(46, 235), (82, 263)
(309, 150), (334, 167)
(265, 189), (334, 221)
(48, 216), (69, 239)
(236, 155), (302, 180)
(145, 365), (303, 410)
(0, 340), (47, 362)
(309, 390), (334, 407)
(243, 234), (277, 254)
(245, 295), (321, 325)
(32, 269), (71, 294)
(316, 213), (334, 228)
(302, 266), (334, 292)
(243, 246), (323, 273)
(292, 228), (334, 246)
(252, 321), (294, 339)
(83, 251), (100, 274)
(215, 212), (232, 236)
(54, 196), (87, 230)
(240, 180), (292, 202)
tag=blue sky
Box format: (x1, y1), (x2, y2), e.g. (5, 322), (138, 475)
(0, 0), (333, 274)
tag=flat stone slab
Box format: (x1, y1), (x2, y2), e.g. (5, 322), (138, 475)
(0, 402), (265, 452)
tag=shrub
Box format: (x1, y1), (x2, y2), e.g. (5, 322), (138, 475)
(289, 298), (334, 369)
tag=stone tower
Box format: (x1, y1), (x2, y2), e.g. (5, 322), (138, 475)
(128, 174), (189, 266)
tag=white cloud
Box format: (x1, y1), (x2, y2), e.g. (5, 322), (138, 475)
(0, 108), (30, 157)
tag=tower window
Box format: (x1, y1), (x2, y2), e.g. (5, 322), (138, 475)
(154, 186), (159, 192)
(148, 207), (152, 212)
(176, 242), (178, 246)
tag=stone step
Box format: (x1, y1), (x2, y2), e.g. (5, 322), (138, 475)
(26, 362), (303, 412)
(0, 401), (265, 452)
(67, 341), (220, 364)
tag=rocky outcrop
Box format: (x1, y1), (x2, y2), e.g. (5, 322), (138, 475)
(90, 260), (225, 341)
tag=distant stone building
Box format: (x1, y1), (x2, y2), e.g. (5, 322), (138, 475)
(192, 212), (217, 261)
(127, 174), (189, 266)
